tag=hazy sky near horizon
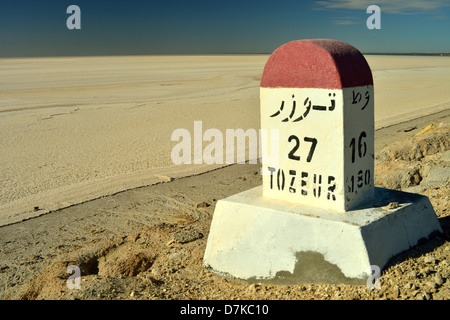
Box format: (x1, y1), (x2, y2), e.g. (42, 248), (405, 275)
(1, 0), (450, 57)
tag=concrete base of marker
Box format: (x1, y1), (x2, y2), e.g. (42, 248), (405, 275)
(203, 186), (443, 285)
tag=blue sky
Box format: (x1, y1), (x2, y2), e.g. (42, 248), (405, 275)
(1, 0), (449, 56)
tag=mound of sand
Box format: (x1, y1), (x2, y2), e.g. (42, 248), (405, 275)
(375, 123), (449, 192)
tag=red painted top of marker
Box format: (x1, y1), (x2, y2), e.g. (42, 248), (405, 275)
(261, 39), (373, 89)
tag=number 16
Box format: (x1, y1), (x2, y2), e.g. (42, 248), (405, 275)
(349, 132), (367, 163)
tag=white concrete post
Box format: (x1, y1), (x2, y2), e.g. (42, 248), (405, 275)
(260, 39), (374, 211)
(203, 39), (442, 284)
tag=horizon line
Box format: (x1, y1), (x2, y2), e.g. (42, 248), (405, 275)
(1, 52), (450, 59)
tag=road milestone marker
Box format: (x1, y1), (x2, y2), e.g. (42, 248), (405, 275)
(203, 39), (443, 284)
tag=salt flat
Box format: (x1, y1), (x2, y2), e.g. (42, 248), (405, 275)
(0, 55), (449, 225)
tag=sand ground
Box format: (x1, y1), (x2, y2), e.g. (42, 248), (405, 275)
(1, 55), (450, 226)
(0, 55), (449, 300)
(0, 110), (448, 300)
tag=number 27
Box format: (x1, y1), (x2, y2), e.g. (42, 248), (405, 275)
(288, 135), (317, 162)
